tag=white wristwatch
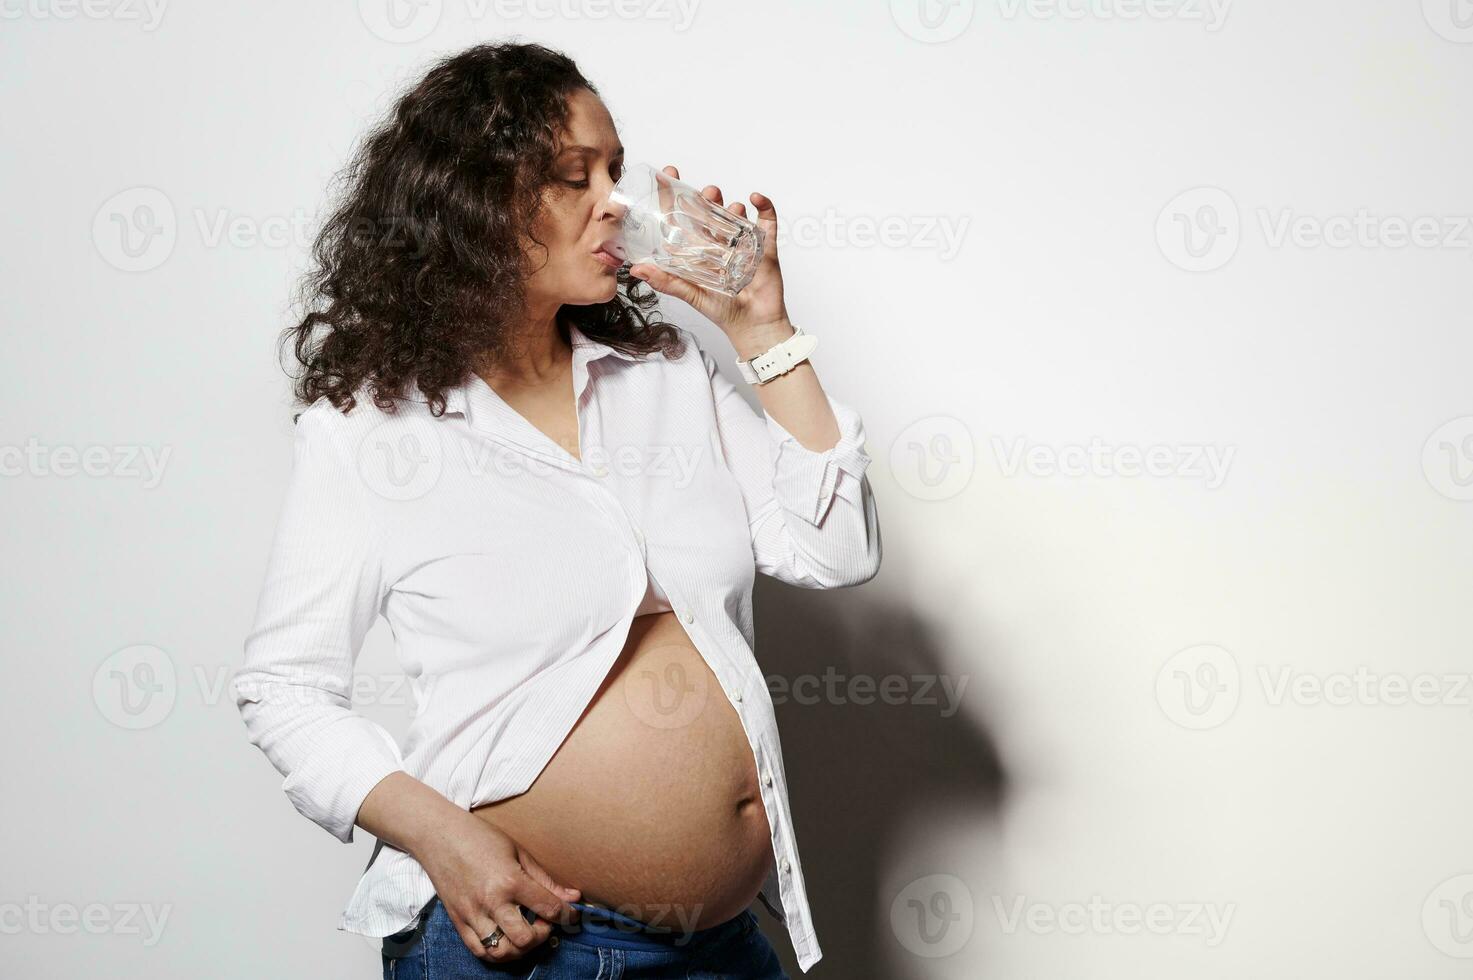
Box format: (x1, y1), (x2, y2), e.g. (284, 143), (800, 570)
(735, 324), (819, 385)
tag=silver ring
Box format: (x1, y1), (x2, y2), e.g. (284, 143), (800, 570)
(481, 927), (503, 949)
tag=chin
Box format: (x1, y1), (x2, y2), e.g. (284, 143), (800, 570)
(578, 278), (621, 305)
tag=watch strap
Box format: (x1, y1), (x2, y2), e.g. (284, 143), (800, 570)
(735, 325), (819, 384)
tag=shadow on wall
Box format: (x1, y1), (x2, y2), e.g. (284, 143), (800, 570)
(751, 577), (1008, 979)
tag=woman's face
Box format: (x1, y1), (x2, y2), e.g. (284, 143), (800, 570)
(522, 87), (626, 311)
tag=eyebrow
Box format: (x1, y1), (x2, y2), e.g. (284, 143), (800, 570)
(558, 144), (625, 157)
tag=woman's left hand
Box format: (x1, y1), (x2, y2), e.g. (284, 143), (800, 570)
(627, 164), (791, 346)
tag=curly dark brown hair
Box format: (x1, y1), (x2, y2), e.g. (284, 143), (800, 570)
(282, 41), (683, 419)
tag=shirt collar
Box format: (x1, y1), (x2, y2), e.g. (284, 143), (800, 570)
(567, 321), (645, 366)
(426, 322), (641, 418)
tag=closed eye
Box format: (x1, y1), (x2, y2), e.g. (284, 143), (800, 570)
(561, 163), (623, 190)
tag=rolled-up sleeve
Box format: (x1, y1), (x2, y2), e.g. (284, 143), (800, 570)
(233, 407), (404, 843)
(700, 340), (882, 590)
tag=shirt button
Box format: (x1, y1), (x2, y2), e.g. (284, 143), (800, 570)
(681, 610), (694, 624)
(779, 857), (791, 873)
(591, 464), (609, 477)
(762, 773), (773, 788)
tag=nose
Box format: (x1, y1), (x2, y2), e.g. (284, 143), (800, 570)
(594, 173), (628, 224)
(597, 191), (626, 225)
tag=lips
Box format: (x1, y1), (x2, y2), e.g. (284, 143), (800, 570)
(592, 242), (625, 270)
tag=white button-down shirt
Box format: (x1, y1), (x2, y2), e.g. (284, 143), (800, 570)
(233, 322), (881, 973)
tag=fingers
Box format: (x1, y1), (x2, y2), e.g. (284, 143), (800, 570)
(629, 263), (707, 311)
(661, 165), (722, 203)
(448, 903), (541, 964)
(661, 164), (763, 219)
(749, 191), (780, 262)
(514, 867), (583, 928)
(444, 866), (572, 963)
(749, 190), (778, 224)
(450, 915), (496, 960)
(488, 900), (550, 952)
(519, 852), (583, 923)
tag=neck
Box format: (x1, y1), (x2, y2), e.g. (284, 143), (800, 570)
(479, 300), (570, 387)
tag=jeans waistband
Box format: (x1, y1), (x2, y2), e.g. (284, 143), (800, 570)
(556, 902), (750, 951)
(382, 895), (753, 958)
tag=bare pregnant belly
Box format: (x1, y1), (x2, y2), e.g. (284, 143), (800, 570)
(470, 610), (774, 930)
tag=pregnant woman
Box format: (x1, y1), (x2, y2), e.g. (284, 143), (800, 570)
(234, 42), (880, 979)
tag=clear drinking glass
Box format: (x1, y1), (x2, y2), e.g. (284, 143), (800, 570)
(605, 162), (766, 296)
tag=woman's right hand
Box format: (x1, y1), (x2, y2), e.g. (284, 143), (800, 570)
(414, 810), (583, 963)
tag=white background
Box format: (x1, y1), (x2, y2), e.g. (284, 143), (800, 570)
(4, 0), (1473, 976)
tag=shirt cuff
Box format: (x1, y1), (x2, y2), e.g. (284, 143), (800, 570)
(765, 393), (873, 528)
(279, 726), (405, 844)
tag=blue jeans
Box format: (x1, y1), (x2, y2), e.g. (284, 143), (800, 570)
(380, 897), (791, 979)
